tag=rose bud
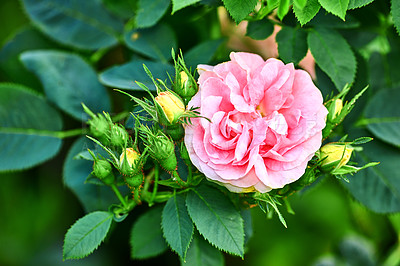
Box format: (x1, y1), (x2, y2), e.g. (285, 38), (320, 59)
(82, 103), (112, 145)
(149, 134), (177, 172)
(110, 124), (129, 147)
(120, 148), (140, 173)
(93, 159), (115, 185)
(320, 143), (354, 171)
(155, 91), (185, 125)
(175, 71), (197, 98)
(327, 98), (343, 122)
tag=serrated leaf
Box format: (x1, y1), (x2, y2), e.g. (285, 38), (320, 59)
(136, 0), (170, 28)
(293, 0), (321, 25)
(186, 185), (244, 257)
(318, 0), (349, 20)
(342, 129), (400, 213)
(392, 0), (400, 35)
(172, 0), (201, 14)
(277, 0), (291, 20)
(308, 13), (360, 29)
(348, 0), (374, 9)
(364, 88), (400, 147)
(308, 28), (356, 90)
(246, 18), (274, 40)
(294, 0), (307, 9)
(276, 26), (308, 65)
(63, 211), (113, 260)
(131, 206), (168, 259)
(99, 60), (174, 91)
(0, 83), (63, 172)
(21, 0), (123, 50)
(222, 0), (258, 23)
(20, 50), (111, 121)
(181, 233), (224, 266)
(63, 137), (121, 212)
(124, 24), (177, 62)
(162, 194), (194, 259)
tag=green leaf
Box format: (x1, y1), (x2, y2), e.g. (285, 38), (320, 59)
(181, 233), (224, 266)
(131, 206), (168, 259)
(20, 50), (111, 121)
(0, 83), (62, 172)
(276, 26), (308, 65)
(102, 0), (135, 19)
(277, 0), (291, 20)
(0, 27), (58, 91)
(162, 194), (194, 259)
(342, 130), (400, 213)
(172, 0), (201, 14)
(348, 0), (374, 9)
(293, 0), (321, 25)
(364, 88), (400, 147)
(246, 18), (274, 40)
(222, 0), (258, 23)
(186, 184), (244, 257)
(63, 137), (121, 212)
(308, 28), (356, 90)
(308, 13), (360, 29)
(63, 211), (113, 260)
(124, 24), (177, 62)
(318, 0), (349, 20)
(185, 39), (224, 69)
(392, 0), (400, 35)
(21, 0), (123, 50)
(241, 209), (253, 246)
(99, 60), (174, 91)
(136, 0), (170, 28)
(294, 0), (307, 9)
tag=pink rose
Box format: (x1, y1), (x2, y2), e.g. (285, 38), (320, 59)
(184, 52), (328, 193)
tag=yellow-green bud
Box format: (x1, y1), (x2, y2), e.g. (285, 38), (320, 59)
(110, 124), (129, 147)
(119, 148), (141, 176)
(176, 71), (197, 98)
(320, 143), (353, 171)
(155, 91), (185, 125)
(328, 99), (343, 121)
(93, 159), (114, 185)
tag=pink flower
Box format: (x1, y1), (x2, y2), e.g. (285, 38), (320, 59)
(184, 52), (328, 193)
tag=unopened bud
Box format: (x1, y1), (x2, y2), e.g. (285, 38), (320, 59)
(119, 148), (141, 176)
(149, 135), (177, 172)
(83, 104), (112, 144)
(110, 124), (129, 147)
(320, 143), (353, 171)
(93, 159), (114, 185)
(328, 99), (343, 121)
(155, 91), (185, 125)
(175, 71), (197, 98)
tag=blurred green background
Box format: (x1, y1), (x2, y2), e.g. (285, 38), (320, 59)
(0, 0), (399, 265)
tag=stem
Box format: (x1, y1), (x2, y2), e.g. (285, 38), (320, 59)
(0, 127), (88, 139)
(150, 164), (160, 205)
(111, 184), (128, 208)
(90, 47), (110, 64)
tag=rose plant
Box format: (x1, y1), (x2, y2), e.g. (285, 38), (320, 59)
(1, 0), (400, 265)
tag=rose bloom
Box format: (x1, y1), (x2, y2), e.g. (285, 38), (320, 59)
(184, 52), (328, 193)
